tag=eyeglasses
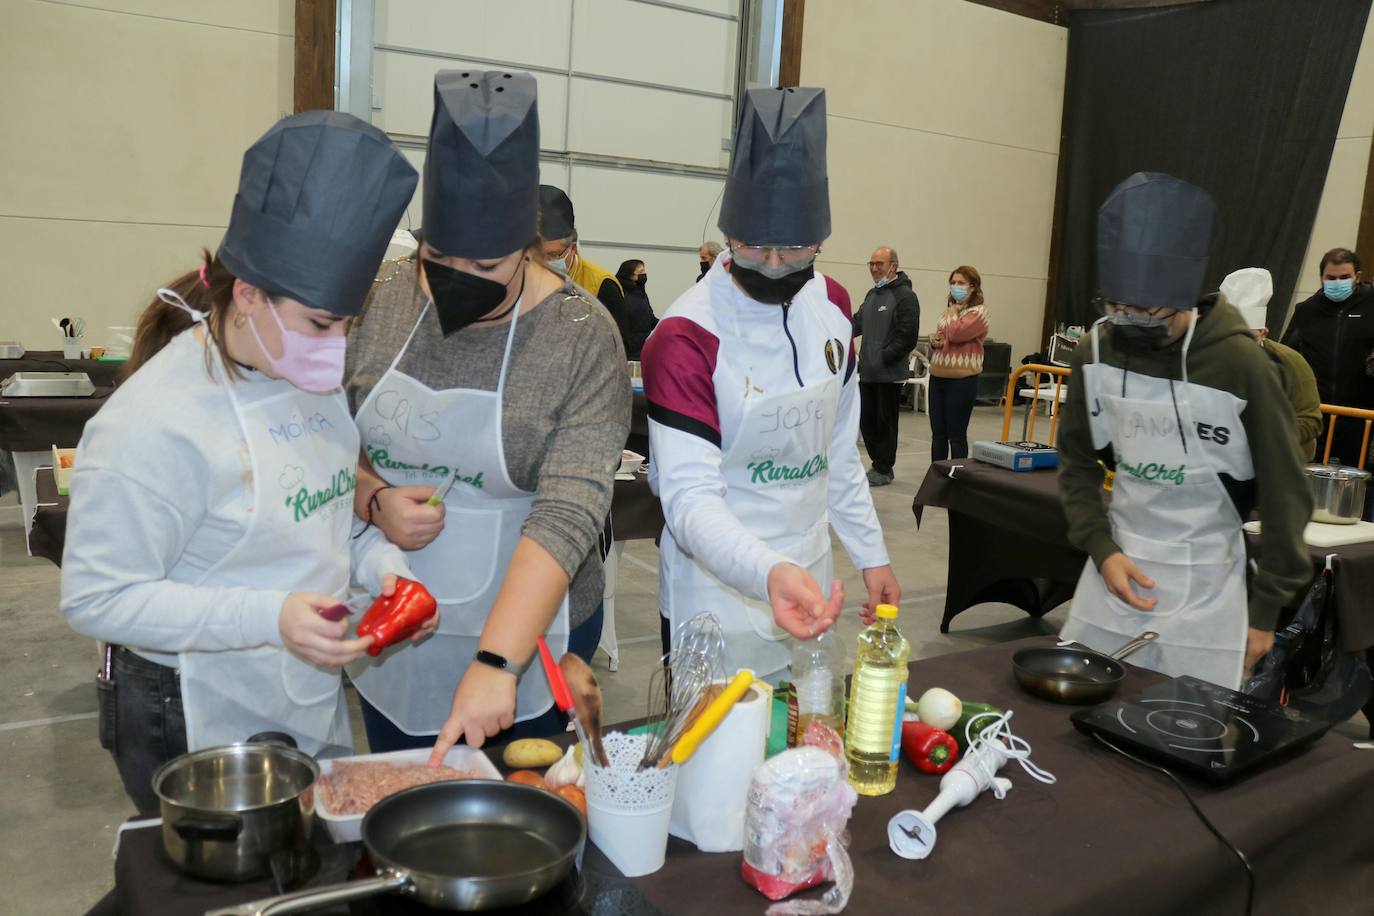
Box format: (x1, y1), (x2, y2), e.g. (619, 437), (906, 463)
(867, 260), (893, 269)
(728, 243), (821, 270)
(1102, 301), (1173, 319)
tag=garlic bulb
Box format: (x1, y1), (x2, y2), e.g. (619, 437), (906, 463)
(544, 746), (584, 789)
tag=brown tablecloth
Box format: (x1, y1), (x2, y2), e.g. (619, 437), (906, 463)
(0, 385), (114, 451)
(913, 460), (1374, 654)
(0, 350), (120, 451)
(611, 472), (663, 543)
(104, 638), (1374, 915)
(31, 466), (663, 567)
(913, 460), (1082, 632)
(28, 466), (66, 565)
(0, 349), (126, 386)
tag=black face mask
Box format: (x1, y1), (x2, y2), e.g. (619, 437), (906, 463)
(423, 258), (523, 336)
(636, 275), (648, 289)
(1111, 321), (1170, 353)
(699, 261), (710, 277)
(728, 262), (815, 305)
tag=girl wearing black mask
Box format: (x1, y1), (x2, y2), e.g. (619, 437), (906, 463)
(344, 71), (629, 761)
(616, 258), (658, 359)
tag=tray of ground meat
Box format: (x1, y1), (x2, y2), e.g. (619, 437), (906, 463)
(316, 747), (501, 842)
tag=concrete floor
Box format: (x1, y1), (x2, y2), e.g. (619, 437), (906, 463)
(2, 403), (1363, 914)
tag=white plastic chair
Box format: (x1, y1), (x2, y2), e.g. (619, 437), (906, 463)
(903, 350), (931, 413)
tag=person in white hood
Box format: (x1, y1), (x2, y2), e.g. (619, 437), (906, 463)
(1221, 268), (1322, 461)
(60, 113), (430, 814)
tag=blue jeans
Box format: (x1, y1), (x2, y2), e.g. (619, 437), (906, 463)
(359, 603), (605, 753)
(929, 374), (979, 461)
(99, 648), (188, 816)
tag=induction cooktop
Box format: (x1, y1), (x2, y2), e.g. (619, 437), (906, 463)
(1071, 676), (1331, 783)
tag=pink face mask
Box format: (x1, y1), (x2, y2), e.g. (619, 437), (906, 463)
(246, 299), (346, 392)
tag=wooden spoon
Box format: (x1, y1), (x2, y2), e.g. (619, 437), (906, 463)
(559, 654), (609, 767)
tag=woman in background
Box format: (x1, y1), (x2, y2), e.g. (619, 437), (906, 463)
(928, 265), (989, 460)
(616, 258), (658, 360)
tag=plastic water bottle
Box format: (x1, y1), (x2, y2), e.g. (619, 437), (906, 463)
(792, 629), (846, 744)
(844, 604), (910, 796)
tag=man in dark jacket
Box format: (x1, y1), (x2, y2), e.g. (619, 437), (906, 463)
(853, 246), (920, 485)
(1281, 247), (1374, 468)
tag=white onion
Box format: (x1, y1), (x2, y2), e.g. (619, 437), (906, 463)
(915, 687), (963, 731)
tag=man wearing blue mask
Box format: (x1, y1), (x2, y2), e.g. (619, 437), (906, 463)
(1282, 247), (1374, 468)
(853, 246), (920, 485)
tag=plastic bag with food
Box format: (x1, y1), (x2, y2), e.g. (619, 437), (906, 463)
(741, 744), (857, 913)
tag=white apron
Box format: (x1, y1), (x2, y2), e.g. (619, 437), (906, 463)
(662, 316), (840, 682)
(351, 300), (570, 733)
(1061, 323), (1248, 688)
(180, 347), (357, 756)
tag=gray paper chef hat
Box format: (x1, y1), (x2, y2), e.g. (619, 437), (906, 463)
(215, 111), (412, 315)
(718, 87), (830, 247)
(1097, 172), (1217, 312)
(423, 70), (540, 260)
(217, 111), (418, 316)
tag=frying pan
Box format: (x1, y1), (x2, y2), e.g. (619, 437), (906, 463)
(208, 780), (585, 914)
(1012, 632), (1158, 704)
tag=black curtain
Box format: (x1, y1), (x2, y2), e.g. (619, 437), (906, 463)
(1054, 0), (1371, 332)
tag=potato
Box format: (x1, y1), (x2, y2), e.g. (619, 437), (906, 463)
(502, 738), (563, 769)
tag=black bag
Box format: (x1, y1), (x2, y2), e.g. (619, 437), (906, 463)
(1243, 557), (1373, 725)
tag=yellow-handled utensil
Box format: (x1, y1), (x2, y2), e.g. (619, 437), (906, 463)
(668, 668), (755, 766)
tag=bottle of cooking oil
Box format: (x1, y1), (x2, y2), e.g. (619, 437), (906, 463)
(844, 604), (910, 796)
(792, 629), (846, 744)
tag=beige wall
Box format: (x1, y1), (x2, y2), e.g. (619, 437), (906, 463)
(1285, 11), (1374, 324)
(0, 0), (293, 350)
(802, 0), (1066, 359)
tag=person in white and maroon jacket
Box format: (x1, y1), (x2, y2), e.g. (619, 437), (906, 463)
(641, 87), (900, 681)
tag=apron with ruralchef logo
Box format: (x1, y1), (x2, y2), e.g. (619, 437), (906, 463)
(1061, 322), (1248, 689)
(350, 298), (569, 734)
(180, 335), (357, 756)
(662, 310), (841, 682)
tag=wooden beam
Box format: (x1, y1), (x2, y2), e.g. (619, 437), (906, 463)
(1358, 133), (1374, 275)
(963, 0), (1212, 22)
(963, 0), (1060, 23)
(778, 0), (805, 87)
(1041, 98), (1072, 350)
(293, 0), (336, 114)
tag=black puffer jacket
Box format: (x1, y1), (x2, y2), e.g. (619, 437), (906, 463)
(619, 278), (658, 360)
(852, 272), (920, 383)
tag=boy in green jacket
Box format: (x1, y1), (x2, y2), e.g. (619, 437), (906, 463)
(1057, 173), (1312, 688)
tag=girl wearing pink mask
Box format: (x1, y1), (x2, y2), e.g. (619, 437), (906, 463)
(60, 112), (428, 815)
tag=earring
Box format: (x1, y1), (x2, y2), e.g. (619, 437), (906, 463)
(233, 313), (246, 329)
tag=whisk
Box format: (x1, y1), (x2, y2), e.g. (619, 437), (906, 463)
(672, 613), (725, 681)
(639, 652), (714, 769)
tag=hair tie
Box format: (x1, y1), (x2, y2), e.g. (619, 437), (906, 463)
(198, 263), (211, 289)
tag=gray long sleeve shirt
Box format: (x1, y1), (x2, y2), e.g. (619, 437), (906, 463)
(345, 259), (630, 625)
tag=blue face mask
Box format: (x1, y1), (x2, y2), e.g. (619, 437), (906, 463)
(950, 285), (969, 303)
(549, 257), (569, 273)
(875, 276), (890, 289)
(1324, 278), (1355, 302)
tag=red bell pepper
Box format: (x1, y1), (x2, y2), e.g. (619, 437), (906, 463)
(356, 579), (437, 656)
(901, 719), (959, 774)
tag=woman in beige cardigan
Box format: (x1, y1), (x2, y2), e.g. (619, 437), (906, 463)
(928, 265), (990, 460)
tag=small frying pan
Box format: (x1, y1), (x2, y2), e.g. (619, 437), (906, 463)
(1012, 632), (1158, 704)
(208, 780), (584, 914)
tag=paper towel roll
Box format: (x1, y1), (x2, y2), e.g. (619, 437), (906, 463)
(668, 683), (769, 852)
